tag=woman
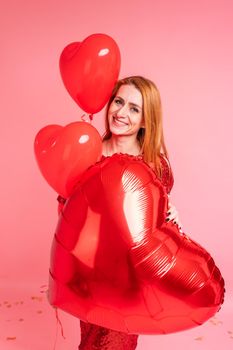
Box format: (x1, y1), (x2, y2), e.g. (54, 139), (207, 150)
(58, 76), (182, 349)
(103, 75), (181, 226)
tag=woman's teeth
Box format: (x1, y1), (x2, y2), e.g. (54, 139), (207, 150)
(113, 117), (128, 126)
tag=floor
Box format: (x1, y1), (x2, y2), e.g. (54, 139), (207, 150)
(1, 280), (232, 350)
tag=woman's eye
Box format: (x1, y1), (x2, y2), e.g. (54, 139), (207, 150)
(114, 98), (122, 105)
(131, 107), (139, 113)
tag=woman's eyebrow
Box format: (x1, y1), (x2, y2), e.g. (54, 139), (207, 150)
(115, 96), (142, 109)
(129, 102), (142, 109)
(115, 95), (124, 101)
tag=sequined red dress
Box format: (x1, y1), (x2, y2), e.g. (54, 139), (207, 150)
(57, 153), (174, 350)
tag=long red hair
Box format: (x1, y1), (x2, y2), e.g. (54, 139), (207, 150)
(103, 76), (170, 178)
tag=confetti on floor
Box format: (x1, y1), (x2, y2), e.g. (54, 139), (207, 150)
(0, 282), (232, 350)
(194, 336), (204, 341)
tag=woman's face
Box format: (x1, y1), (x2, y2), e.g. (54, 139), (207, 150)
(107, 84), (144, 137)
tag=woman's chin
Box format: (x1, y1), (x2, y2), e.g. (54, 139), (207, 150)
(109, 127), (128, 136)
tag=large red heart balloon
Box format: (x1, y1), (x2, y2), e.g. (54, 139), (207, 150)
(34, 121), (102, 198)
(48, 154), (225, 334)
(60, 34), (121, 114)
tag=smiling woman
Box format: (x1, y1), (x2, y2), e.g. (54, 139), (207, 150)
(107, 84), (144, 137)
(103, 84), (144, 156)
(53, 76), (181, 350)
(75, 76), (177, 349)
(52, 76), (182, 350)
(103, 76), (169, 180)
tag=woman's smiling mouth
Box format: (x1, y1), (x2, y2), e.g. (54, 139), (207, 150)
(113, 116), (129, 126)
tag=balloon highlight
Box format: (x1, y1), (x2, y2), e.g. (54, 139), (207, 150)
(34, 121), (102, 198)
(59, 34), (121, 114)
(48, 154), (225, 334)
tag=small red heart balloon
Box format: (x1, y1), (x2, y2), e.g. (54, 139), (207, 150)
(34, 121), (102, 198)
(48, 154), (225, 334)
(60, 34), (121, 114)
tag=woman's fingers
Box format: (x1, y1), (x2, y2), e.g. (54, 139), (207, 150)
(166, 204), (182, 229)
(166, 206), (178, 221)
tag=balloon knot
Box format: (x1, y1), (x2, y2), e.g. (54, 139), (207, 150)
(89, 114), (93, 122)
(81, 114), (86, 121)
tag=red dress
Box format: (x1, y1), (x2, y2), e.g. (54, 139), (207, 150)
(57, 153), (174, 350)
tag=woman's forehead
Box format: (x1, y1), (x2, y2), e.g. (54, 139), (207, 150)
(116, 84), (143, 106)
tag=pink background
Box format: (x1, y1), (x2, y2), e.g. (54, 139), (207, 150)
(1, 0), (233, 349)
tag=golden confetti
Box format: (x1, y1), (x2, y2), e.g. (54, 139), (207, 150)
(194, 336), (204, 341)
(6, 337), (16, 340)
(31, 296), (43, 302)
(209, 317), (223, 325)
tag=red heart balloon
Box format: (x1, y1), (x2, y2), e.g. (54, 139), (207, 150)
(48, 154), (225, 334)
(60, 34), (121, 114)
(34, 122), (102, 198)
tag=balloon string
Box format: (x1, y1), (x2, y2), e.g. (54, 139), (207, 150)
(52, 310), (58, 350)
(81, 114), (93, 123)
(52, 307), (66, 350)
(89, 114), (93, 122)
(55, 308), (66, 339)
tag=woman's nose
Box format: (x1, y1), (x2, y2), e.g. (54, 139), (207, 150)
(117, 104), (128, 117)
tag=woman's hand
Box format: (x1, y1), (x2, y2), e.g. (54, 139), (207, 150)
(166, 198), (183, 232)
(57, 195), (67, 215)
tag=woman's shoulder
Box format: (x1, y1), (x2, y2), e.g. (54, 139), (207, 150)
(159, 153), (174, 194)
(159, 152), (169, 163)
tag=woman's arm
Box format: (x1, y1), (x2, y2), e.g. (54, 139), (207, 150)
(57, 195), (66, 215)
(149, 156), (182, 231)
(166, 196), (183, 231)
